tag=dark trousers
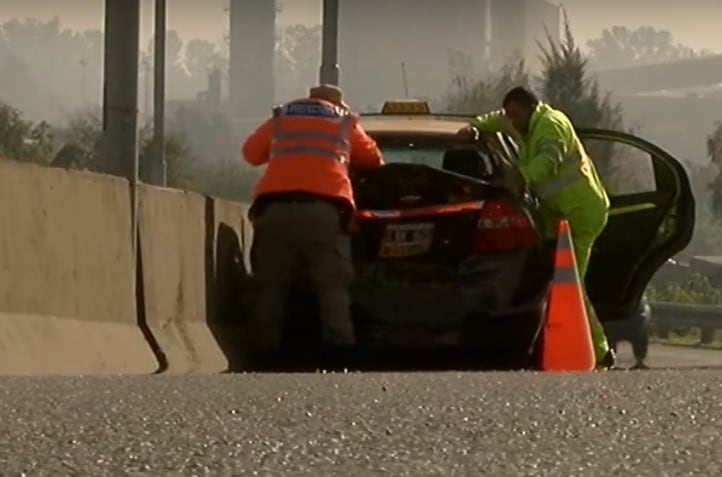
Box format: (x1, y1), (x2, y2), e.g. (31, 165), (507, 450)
(249, 197), (355, 354)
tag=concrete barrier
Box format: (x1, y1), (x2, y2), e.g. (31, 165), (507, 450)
(0, 160), (158, 375)
(209, 199), (253, 371)
(137, 185), (225, 373)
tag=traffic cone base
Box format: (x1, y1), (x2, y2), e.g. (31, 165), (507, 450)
(541, 220), (596, 371)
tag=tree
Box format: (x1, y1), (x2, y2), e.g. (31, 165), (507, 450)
(442, 10), (641, 193)
(50, 106), (104, 171)
(537, 13), (638, 189)
(707, 122), (722, 219)
(0, 17), (103, 120)
(587, 25), (711, 70)
(164, 103), (259, 201)
(0, 45), (38, 107)
(443, 12), (626, 132)
(275, 24), (321, 99)
(43, 104), (258, 201)
(0, 101), (53, 164)
(42, 105), (188, 181)
(537, 15), (625, 132)
(441, 52), (530, 114)
(143, 30), (197, 98)
(137, 124), (198, 189)
(184, 38), (226, 86)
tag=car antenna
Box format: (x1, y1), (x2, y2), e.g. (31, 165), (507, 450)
(400, 61), (410, 98)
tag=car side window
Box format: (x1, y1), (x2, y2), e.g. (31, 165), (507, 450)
(498, 133), (657, 197)
(581, 139), (657, 196)
(475, 148), (495, 175)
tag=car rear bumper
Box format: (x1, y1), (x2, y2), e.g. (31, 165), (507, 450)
(350, 251), (548, 354)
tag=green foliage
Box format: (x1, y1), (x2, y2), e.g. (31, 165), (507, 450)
(536, 13), (625, 132)
(0, 17), (104, 120)
(0, 98), (258, 203)
(706, 121), (722, 219)
(178, 158), (260, 203)
(137, 124), (194, 189)
(50, 106), (103, 170)
(442, 10), (628, 180)
(441, 54), (530, 114)
(0, 101), (53, 164)
(536, 17), (624, 180)
(275, 24), (322, 99)
(647, 273), (722, 305)
(442, 10), (626, 134)
(0, 14), (320, 203)
(586, 25), (711, 70)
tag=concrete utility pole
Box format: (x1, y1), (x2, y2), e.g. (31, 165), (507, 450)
(319, 0), (340, 86)
(102, 0), (140, 265)
(102, 0), (140, 181)
(228, 0), (275, 120)
(151, 0), (167, 186)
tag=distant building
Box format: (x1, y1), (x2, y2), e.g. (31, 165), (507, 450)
(338, 0), (490, 109)
(228, 0), (275, 119)
(337, 0), (560, 110)
(489, 0), (561, 72)
(592, 55), (722, 162)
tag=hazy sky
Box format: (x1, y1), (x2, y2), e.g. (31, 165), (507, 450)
(1, 0), (720, 53)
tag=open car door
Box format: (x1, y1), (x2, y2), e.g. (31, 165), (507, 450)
(576, 128), (695, 321)
(494, 128), (695, 321)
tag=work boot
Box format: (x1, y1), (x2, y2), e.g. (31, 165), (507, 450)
(595, 348), (617, 371)
(630, 360), (649, 370)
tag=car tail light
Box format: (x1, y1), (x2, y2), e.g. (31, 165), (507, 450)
(471, 199), (539, 253)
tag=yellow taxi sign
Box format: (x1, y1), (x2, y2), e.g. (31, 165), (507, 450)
(381, 99), (431, 115)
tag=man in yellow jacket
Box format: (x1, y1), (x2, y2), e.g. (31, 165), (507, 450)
(457, 86), (615, 370)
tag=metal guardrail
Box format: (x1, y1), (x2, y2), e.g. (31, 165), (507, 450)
(649, 301), (722, 344)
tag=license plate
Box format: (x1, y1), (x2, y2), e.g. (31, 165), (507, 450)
(379, 222), (435, 258)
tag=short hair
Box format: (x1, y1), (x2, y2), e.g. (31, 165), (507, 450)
(502, 87), (539, 109)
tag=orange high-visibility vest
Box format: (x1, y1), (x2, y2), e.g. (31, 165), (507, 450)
(253, 97), (357, 207)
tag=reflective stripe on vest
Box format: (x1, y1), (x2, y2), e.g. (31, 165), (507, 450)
(269, 105), (353, 164)
(533, 147), (587, 199)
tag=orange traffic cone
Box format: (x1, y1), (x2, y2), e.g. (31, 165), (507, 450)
(540, 219), (595, 371)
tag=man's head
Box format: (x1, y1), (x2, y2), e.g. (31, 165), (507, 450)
(501, 86), (540, 134)
(309, 84), (350, 109)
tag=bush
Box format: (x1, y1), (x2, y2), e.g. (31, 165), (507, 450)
(646, 274), (722, 346)
(441, 55), (530, 115)
(441, 10), (628, 181)
(646, 273), (722, 305)
(7, 102), (261, 203)
(0, 101), (54, 164)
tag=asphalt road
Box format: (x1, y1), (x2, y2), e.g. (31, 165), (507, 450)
(615, 342), (722, 369)
(0, 345), (719, 477)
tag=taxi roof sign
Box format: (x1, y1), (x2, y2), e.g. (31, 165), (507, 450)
(381, 99), (431, 115)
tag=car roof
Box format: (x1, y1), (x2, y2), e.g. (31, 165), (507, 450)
(358, 114), (473, 137)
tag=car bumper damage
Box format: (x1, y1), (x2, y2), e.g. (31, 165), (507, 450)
(350, 252), (547, 354)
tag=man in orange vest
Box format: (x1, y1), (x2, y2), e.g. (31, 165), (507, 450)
(242, 84), (385, 368)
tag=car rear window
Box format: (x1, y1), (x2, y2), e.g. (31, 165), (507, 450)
(378, 145), (448, 167)
(372, 140), (497, 178)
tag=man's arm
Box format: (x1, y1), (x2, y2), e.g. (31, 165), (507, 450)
(469, 109), (508, 133)
(348, 122), (384, 169)
(241, 119), (274, 166)
(457, 109), (516, 142)
(519, 120), (568, 185)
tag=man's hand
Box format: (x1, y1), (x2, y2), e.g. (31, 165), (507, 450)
(455, 125), (479, 143)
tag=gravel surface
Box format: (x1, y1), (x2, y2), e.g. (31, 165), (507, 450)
(0, 368), (719, 477)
